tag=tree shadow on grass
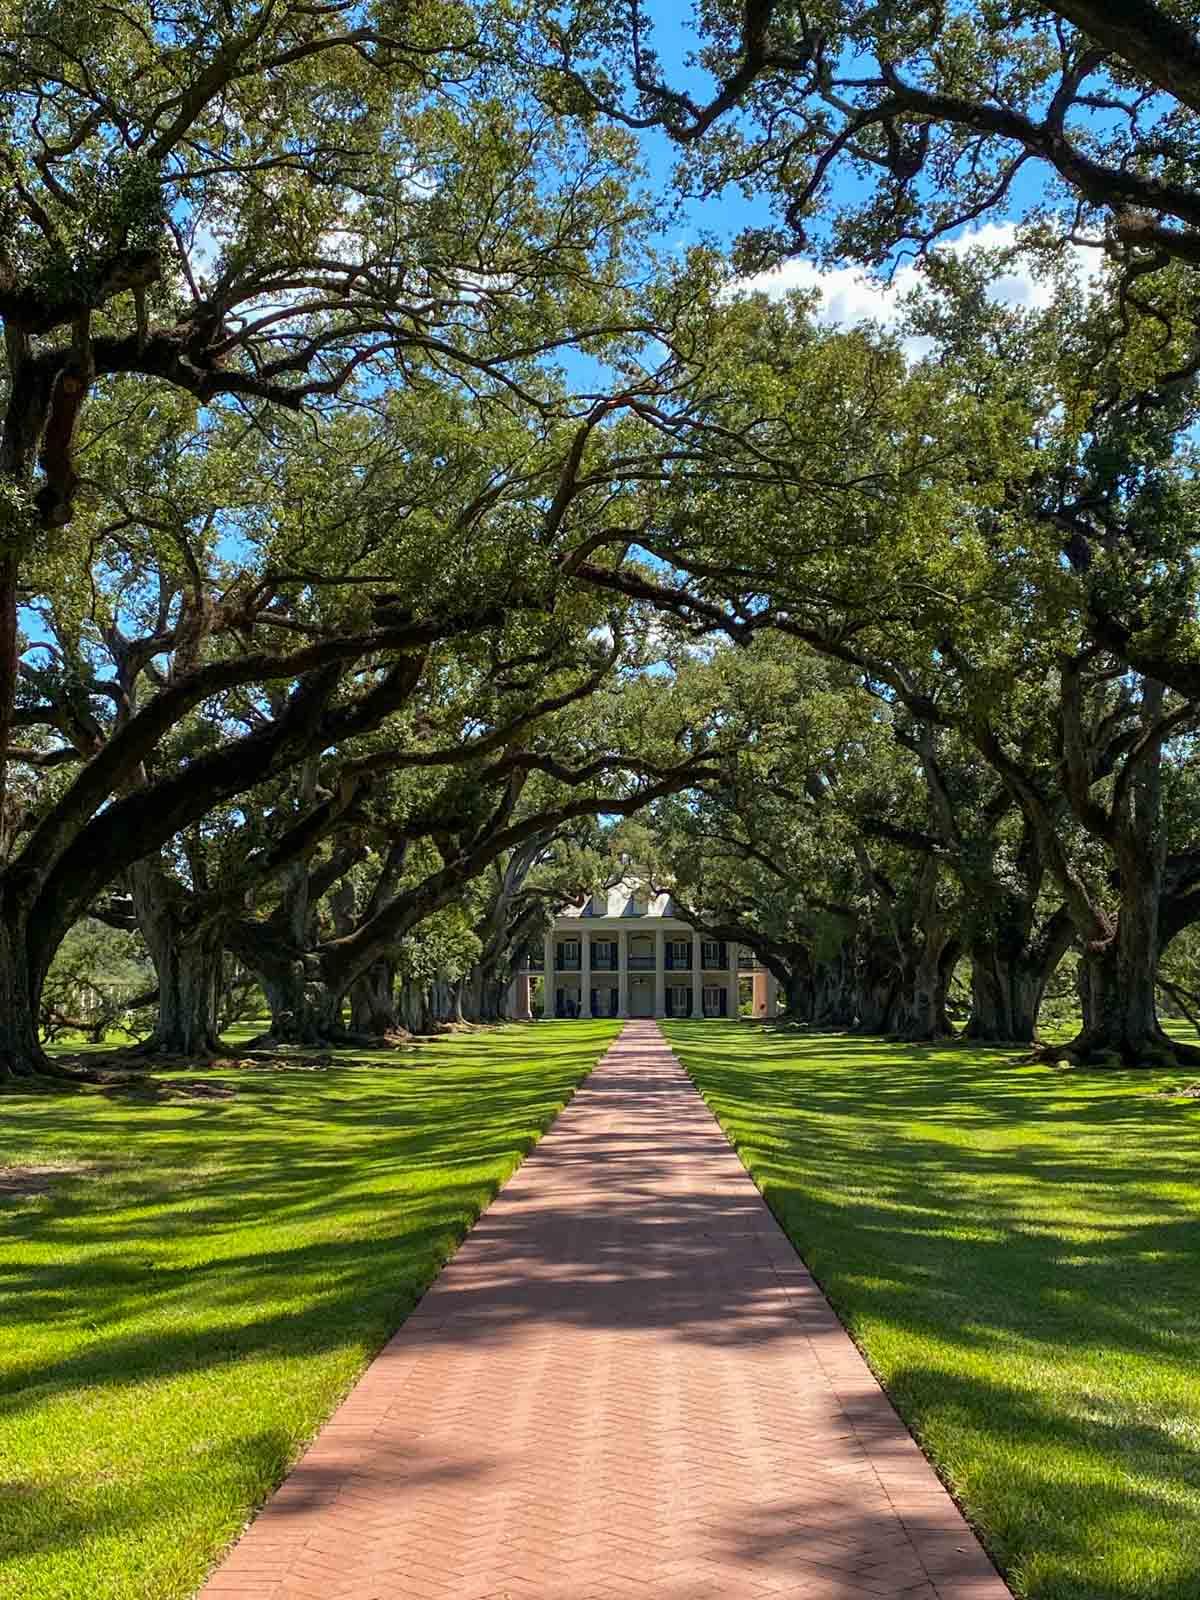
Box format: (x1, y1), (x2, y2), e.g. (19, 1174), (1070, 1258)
(666, 1026), (1200, 1598)
(0, 1042), (607, 1594)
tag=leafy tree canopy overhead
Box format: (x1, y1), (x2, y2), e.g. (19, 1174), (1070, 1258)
(546, 1), (1200, 282)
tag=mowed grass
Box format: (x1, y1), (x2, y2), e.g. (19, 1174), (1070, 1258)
(0, 1022), (619, 1600)
(663, 1021), (1200, 1600)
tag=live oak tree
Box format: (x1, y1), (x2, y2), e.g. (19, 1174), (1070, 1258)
(550, 2), (1200, 278)
(0, 0), (640, 790)
(548, 0), (1200, 700)
(454, 818), (610, 1024)
(9, 379), (697, 1058)
(566, 269), (1200, 1062)
(0, 0), (683, 1078)
(223, 663), (727, 1043)
(642, 643), (971, 1039)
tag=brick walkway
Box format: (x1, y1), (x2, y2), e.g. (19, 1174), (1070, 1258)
(199, 1022), (1011, 1600)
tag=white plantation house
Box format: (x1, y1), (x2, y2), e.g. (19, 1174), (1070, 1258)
(509, 882), (780, 1021)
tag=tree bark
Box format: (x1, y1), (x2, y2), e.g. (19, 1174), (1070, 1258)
(132, 865), (225, 1055)
(347, 960), (399, 1036)
(897, 939), (959, 1041)
(1064, 681), (1195, 1065)
(0, 895), (48, 1078)
(460, 961), (509, 1022)
(810, 954), (857, 1028)
(254, 954), (343, 1043)
(853, 938), (901, 1033)
(964, 905), (1074, 1042)
(965, 949), (1046, 1043)
(142, 927), (225, 1055)
(396, 979), (426, 1034)
(1072, 878), (1181, 1064)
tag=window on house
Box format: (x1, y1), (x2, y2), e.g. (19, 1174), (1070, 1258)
(703, 985), (722, 1016)
(668, 986), (691, 1016)
(669, 939), (689, 965)
(702, 940), (721, 969)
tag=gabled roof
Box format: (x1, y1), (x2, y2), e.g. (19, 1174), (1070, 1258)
(558, 877), (682, 920)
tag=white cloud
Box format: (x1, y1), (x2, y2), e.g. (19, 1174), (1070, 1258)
(732, 222), (1102, 350)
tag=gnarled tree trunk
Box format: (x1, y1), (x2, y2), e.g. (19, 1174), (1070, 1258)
(897, 939), (958, 1041)
(810, 954), (857, 1028)
(228, 920), (343, 1044)
(965, 951), (1045, 1043)
(132, 864), (225, 1056)
(146, 929), (225, 1055)
(1065, 681), (1192, 1067)
(853, 937), (901, 1034)
(396, 979), (426, 1035)
(965, 908), (1075, 1043)
(1073, 881), (1180, 1065)
(460, 960), (508, 1022)
(348, 959), (399, 1036)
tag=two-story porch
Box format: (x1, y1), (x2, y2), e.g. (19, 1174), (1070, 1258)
(508, 883), (780, 1021)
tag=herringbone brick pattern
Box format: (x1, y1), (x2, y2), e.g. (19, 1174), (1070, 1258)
(198, 1022), (1011, 1600)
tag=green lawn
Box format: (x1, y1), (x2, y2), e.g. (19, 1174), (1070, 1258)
(663, 1021), (1200, 1600)
(0, 1021), (619, 1600)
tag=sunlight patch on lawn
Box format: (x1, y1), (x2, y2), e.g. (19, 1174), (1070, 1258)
(663, 1020), (1200, 1600)
(1, 1022), (619, 1600)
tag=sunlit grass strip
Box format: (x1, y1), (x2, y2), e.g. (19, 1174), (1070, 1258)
(0, 1022), (620, 1600)
(663, 1020), (1200, 1600)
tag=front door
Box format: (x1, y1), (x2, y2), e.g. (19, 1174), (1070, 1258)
(629, 976), (653, 1017)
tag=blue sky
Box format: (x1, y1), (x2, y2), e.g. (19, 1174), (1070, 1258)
(626, 2), (1083, 327)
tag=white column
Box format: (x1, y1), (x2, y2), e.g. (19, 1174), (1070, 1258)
(581, 930), (592, 1018)
(515, 972), (532, 1021)
(692, 931), (704, 1019)
(544, 930), (555, 1018)
(726, 944), (740, 1021)
(654, 927), (666, 1018)
(617, 929), (628, 1017)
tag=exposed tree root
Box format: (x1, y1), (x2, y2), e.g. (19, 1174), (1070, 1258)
(1025, 1029), (1200, 1069)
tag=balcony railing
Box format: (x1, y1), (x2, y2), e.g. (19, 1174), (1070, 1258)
(556, 957), (581, 971)
(663, 957), (692, 971)
(628, 955), (656, 970)
(590, 958), (618, 972)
